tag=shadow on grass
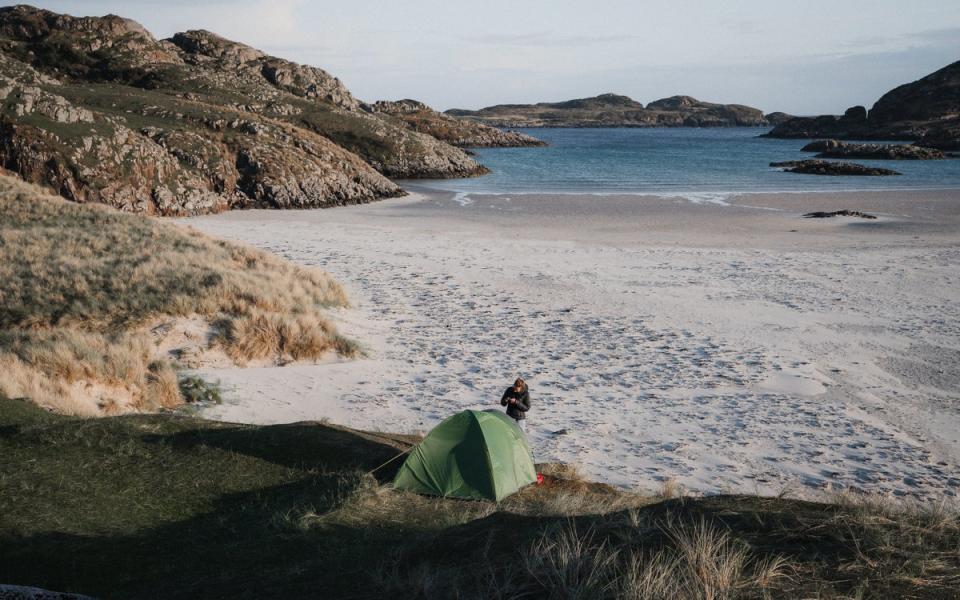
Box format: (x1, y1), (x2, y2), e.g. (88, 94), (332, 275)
(148, 421), (414, 481)
(3, 400), (956, 599)
(0, 413), (420, 600)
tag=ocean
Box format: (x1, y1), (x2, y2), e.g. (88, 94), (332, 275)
(414, 127), (960, 200)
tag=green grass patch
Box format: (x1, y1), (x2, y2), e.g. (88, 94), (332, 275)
(1, 396), (957, 599)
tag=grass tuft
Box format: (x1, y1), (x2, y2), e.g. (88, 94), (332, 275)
(177, 374), (222, 405)
(0, 174), (354, 415)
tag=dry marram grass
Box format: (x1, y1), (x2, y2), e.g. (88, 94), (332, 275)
(0, 174), (353, 415)
(520, 517), (788, 600)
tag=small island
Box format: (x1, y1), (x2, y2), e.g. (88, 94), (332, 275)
(446, 93), (781, 128)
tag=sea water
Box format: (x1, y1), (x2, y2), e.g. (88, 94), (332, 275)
(414, 127), (960, 198)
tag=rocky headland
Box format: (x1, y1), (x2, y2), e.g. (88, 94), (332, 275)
(764, 60), (960, 149)
(446, 93), (772, 128)
(370, 99), (545, 147)
(770, 159), (901, 176)
(0, 5), (537, 215)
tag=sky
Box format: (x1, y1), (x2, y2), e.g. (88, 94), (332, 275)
(25, 1), (960, 115)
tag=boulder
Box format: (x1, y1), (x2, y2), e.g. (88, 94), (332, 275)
(764, 112), (795, 125)
(770, 159), (901, 176)
(842, 105), (868, 122)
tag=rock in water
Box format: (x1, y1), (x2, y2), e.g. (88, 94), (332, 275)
(769, 160), (901, 176)
(800, 139), (945, 160)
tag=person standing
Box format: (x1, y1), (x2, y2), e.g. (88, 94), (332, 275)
(500, 377), (530, 433)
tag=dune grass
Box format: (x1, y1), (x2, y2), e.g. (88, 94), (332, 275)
(0, 174), (354, 415)
(1, 396), (957, 599)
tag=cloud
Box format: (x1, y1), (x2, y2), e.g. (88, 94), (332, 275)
(463, 31), (639, 48)
(837, 26), (960, 54)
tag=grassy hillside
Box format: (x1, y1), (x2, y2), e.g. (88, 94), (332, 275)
(0, 175), (353, 415)
(1, 396), (957, 599)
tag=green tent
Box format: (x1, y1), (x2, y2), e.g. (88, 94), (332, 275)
(393, 410), (537, 501)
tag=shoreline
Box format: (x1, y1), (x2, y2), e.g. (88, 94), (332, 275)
(184, 187), (960, 498)
(400, 181), (960, 198)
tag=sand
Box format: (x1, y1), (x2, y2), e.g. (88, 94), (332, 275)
(183, 187), (960, 499)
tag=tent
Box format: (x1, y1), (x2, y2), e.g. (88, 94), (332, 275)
(393, 410), (537, 501)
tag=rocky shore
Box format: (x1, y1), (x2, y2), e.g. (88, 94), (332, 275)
(0, 6), (525, 215)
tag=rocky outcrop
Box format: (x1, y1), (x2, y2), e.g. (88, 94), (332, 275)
(803, 210), (877, 219)
(446, 93), (769, 128)
(0, 5), (490, 214)
(762, 109), (871, 140)
(763, 112), (795, 125)
(2, 83), (93, 123)
(0, 4), (182, 69)
(770, 159), (901, 176)
(765, 60), (960, 146)
(168, 29), (361, 111)
(371, 99), (546, 147)
(801, 139), (945, 160)
(917, 125), (960, 151)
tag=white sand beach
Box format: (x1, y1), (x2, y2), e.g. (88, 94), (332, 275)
(185, 188), (960, 499)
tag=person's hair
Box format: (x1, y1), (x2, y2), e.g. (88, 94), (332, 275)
(514, 377), (527, 392)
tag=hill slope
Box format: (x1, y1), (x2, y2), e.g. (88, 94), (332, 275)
(0, 5), (490, 215)
(765, 60), (960, 148)
(446, 93), (770, 128)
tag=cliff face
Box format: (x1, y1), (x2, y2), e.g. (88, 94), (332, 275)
(371, 99), (546, 147)
(765, 60), (960, 146)
(0, 5), (490, 215)
(445, 93), (769, 128)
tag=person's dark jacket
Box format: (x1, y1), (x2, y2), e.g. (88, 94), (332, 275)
(500, 387), (530, 420)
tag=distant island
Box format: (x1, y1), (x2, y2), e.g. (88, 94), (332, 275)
(446, 93), (789, 128)
(371, 100), (546, 148)
(764, 60), (960, 150)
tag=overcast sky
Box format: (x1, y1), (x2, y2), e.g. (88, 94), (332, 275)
(26, 1), (960, 114)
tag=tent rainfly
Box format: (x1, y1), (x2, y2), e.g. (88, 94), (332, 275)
(393, 410), (537, 501)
